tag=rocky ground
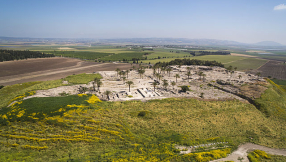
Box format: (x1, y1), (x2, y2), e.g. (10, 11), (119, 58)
(21, 65), (266, 102)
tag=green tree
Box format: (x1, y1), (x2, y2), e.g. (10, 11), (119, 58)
(93, 78), (99, 91)
(152, 81), (158, 92)
(126, 70), (130, 78)
(138, 69), (145, 79)
(96, 80), (102, 92)
(171, 81), (176, 89)
(175, 74), (180, 83)
(115, 68), (120, 77)
(238, 75), (242, 79)
(163, 79), (168, 90)
(104, 90), (111, 100)
(186, 71), (191, 82)
(122, 77), (126, 84)
(166, 67), (172, 77)
(198, 71), (204, 80)
(126, 81), (134, 92)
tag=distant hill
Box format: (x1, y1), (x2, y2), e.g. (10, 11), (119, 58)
(254, 41), (283, 46)
(0, 36), (285, 47)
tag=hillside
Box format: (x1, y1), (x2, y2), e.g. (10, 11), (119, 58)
(0, 75), (285, 161)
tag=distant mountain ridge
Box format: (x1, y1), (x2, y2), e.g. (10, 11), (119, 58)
(254, 41), (283, 46)
(0, 36), (284, 47)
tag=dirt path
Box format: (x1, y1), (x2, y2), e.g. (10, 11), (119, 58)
(211, 143), (286, 162)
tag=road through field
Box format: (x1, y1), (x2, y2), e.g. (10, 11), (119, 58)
(211, 143), (286, 162)
(0, 58), (134, 85)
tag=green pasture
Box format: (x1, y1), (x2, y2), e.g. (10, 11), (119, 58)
(143, 55), (244, 64)
(142, 55), (267, 71)
(64, 73), (102, 84)
(0, 73), (101, 108)
(98, 52), (147, 61)
(224, 58), (267, 71)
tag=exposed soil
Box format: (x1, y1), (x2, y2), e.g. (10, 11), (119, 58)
(0, 57), (136, 86)
(257, 60), (286, 80)
(211, 143), (286, 162)
(239, 83), (268, 99)
(231, 53), (258, 58)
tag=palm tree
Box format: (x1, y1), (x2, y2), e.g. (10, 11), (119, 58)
(238, 75), (242, 79)
(122, 77), (126, 84)
(138, 69), (145, 79)
(234, 67), (237, 71)
(175, 74), (180, 83)
(171, 81), (176, 89)
(152, 81), (158, 92)
(126, 81), (134, 92)
(152, 67), (156, 76)
(96, 81), (102, 92)
(157, 74), (162, 83)
(104, 90), (111, 100)
(115, 68), (120, 77)
(161, 67), (165, 75)
(93, 78), (99, 91)
(163, 79), (168, 90)
(126, 70), (130, 78)
(186, 71), (191, 82)
(202, 74), (206, 82)
(166, 67), (172, 77)
(198, 71), (204, 80)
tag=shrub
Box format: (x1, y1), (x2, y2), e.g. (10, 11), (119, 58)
(137, 110), (149, 117)
(180, 86), (190, 92)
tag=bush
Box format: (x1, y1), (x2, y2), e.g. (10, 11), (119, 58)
(137, 110), (149, 117)
(0, 85), (4, 89)
(181, 86), (190, 92)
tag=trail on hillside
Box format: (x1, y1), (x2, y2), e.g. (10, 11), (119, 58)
(210, 143), (286, 162)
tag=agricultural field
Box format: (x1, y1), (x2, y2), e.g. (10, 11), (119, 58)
(258, 61), (286, 80)
(142, 55), (268, 71)
(0, 57), (136, 86)
(43, 51), (113, 60)
(0, 77), (286, 161)
(224, 57), (268, 71)
(230, 49), (286, 62)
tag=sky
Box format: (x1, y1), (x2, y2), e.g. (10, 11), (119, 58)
(1, 0), (286, 44)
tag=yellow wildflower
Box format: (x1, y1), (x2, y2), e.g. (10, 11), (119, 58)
(78, 94), (87, 97)
(86, 95), (102, 104)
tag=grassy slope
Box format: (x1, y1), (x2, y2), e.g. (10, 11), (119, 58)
(0, 73), (101, 108)
(0, 79), (285, 161)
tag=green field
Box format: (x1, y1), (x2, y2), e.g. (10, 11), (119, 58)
(0, 44), (271, 71)
(224, 58), (268, 70)
(142, 55), (267, 71)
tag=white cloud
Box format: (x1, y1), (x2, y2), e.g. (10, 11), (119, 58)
(274, 4), (286, 10)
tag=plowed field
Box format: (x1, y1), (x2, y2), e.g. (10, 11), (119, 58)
(0, 57), (135, 85)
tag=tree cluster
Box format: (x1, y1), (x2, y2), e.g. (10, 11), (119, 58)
(154, 59), (224, 68)
(0, 50), (55, 62)
(188, 51), (230, 56)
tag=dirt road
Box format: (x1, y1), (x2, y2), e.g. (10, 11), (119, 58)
(211, 143), (286, 162)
